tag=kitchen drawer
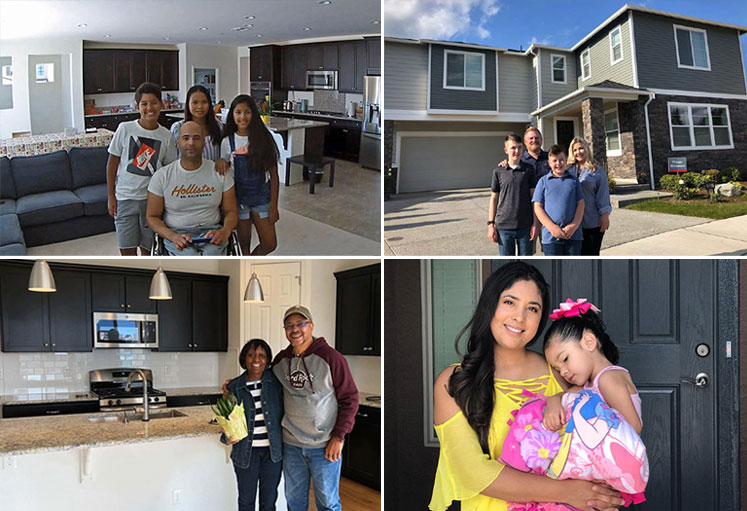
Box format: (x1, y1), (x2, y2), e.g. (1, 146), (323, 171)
(166, 394), (221, 408)
(2, 400), (100, 418)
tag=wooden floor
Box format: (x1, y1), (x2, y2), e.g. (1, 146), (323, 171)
(308, 477), (380, 511)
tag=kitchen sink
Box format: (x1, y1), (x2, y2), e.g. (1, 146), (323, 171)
(88, 409), (188, 423)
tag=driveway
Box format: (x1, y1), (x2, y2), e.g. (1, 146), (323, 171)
(384, 188), (747, 256)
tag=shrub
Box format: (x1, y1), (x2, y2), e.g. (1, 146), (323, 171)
(709, 192), (725, 203)
(606, 168), (616, 194)
(659, 174), (679, 189)
(681, 172), (706, 188)
(701, 169), (721, 184)
(723, 167), (741, 182)
(728, 181), (743, 192)
(673, 185), (699, 201)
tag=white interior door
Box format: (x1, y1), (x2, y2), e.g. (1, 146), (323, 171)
(245, 262), (301, 359)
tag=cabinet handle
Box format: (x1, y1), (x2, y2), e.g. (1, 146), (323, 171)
(127, 304), (131, 308)
(188, 344), (192, 348)
(45, 410), (61, 415)
(120, 304), (125, 308)
(357, 412), (369, 418)
(44, 343), (49, 347)
(194, 344), (198, 348)
(52, 343), (56, 347)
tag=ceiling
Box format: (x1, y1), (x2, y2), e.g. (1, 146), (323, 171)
(0, 0), (381, 45)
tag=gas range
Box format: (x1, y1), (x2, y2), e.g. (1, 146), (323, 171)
(90, 368), (168, 410)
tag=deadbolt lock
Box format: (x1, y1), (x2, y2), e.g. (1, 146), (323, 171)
(696, 344), (710, 357)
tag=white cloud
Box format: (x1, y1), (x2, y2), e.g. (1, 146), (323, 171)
(384, 0), (501, 41)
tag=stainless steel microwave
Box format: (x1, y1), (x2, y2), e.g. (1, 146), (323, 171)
(306, 70), (337, 90)
(93, 312), (159, 349)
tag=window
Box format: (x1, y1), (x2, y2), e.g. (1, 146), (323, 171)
(668, 102), (733, 150)
(443, 49), (485, 90)
(604, 108), (621, 156)
(551, 54), (566, 84)
(673, 25), (710, 70)
(35, 63), (54, 83)
(609, 26), (623, 65)
(581, 49), (591, 80)
(1, 64), (11, 85)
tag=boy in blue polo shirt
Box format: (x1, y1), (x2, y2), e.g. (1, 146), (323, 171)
(532, 145), (584, 256)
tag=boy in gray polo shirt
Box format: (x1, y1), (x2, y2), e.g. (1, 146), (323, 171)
(487, 135), (540, 256)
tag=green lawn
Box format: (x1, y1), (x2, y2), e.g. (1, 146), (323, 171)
(625, 196), (747, 219)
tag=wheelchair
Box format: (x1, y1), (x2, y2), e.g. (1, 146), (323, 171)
(150, 229), (243, 256)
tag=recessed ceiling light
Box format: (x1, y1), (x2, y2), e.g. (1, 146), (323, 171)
(104, 34), (112, 38)
(244, 24), (253, 28)
(217, 41), (222, 44)
(164, 37), (171, 40)
(303, 27), (311, 31)
(256, 34), (263, 38)
(318, 0), (332, 4)
(244, 15), (255, 20)
(77, 23), (87, 27)
(231, 26), (247, 31)
(199, 27), (208, 31)
(371, 20), (380, 24)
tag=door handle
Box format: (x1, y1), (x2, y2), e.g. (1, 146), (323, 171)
(681, 372), (709, 387)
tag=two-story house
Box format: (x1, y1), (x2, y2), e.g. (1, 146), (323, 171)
(384, 4), (747, 194)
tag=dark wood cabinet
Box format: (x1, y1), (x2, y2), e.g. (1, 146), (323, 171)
(192, 279), (228, 352)
(342, 405), (381, 489)
(156, 277), (193, 352)
(91, 274), (157, 313)
(250, 45), (274, 82)
(325, 117), (362, 162)
(334, 264), (380, 356)
(366, 37), (381, 75)
(2, 400), (100, 419)
(307, 43), (338, 70)
(281, 45), (308, 91)
(355, 41), (368, 91)
(0, 264), (92, 352)
(83, 49), (178, 95)
(338, 42), (356, 92)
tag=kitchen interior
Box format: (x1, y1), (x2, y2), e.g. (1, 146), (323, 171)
(0, 0), (381, 256)
(0, 257), (381, 510)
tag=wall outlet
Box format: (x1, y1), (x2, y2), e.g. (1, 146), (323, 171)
(172, 489), (182, 505)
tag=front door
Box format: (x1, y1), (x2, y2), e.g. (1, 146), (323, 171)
(556, 119), (575, 154)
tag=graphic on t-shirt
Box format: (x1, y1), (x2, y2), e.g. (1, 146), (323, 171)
(127, 136), (161, 177)
(288, 370), (311, 389)
(171, 183), (218, 199)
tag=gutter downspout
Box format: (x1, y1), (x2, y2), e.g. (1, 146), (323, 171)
(528, 47), (541, 127)
(643, 92), (655, 190)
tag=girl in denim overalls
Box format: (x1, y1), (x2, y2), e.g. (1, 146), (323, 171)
(218, 95), (279, 255)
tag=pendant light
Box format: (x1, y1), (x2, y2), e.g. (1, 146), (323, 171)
(243, 272), (264, 302)
(28, 259), (56, 292)
(149, 266), (172, 300)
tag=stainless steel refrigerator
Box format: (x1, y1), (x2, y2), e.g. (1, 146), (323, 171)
(359, 76), (381, 170)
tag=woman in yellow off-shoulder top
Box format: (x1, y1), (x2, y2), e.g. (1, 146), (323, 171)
(430, 262), (624, 511)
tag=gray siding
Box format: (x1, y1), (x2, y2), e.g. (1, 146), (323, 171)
(576, 13), (635, 88)
(633, 11), (747, 95)
(498, 53), (533, 113)
(430, 44), (497, 111)
(541, 48), (577, 106)
(384, 42), (429, 110)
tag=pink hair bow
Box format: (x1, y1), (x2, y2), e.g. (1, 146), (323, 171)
(549, 298), (600, 320)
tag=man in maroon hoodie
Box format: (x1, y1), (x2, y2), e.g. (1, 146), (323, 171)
(272, 305), (359, 511)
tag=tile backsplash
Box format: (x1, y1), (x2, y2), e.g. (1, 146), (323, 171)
(0, 350), (222, 397)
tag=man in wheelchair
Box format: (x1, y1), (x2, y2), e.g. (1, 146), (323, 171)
(146, 121), (238, 256)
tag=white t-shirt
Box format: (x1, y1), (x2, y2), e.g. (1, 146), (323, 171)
(147, 159), (234, 230)
(108, 120), (178, 201)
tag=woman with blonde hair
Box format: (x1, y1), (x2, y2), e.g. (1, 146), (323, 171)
(567, 137), (612, 255)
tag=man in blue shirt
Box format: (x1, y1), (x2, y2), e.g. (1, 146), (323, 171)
(520, 126), (551, 178)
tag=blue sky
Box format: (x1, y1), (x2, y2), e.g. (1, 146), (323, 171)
(384, 0), (747, 83)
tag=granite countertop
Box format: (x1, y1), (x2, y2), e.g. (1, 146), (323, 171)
(0, 405), (220, 456)
(358, 391), (381, 409)
(265, 117), (328, 132)
(275, 111), (363, 123)
(85, 108), (183, 118)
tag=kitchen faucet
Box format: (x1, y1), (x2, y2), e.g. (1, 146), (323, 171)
(125, 369), (149, 421)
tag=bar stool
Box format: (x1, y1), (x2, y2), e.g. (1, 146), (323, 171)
(285, 155), (336, 194)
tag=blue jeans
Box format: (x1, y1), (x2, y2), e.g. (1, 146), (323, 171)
(283, 444), (342, 511)
(497, 227), (533, 256)
(543, 239), (583, 256)
(233, 447), (283, 511)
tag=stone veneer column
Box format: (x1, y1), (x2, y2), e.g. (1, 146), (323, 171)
(582, 97), (606, 165)
(384, 120), (394, 168)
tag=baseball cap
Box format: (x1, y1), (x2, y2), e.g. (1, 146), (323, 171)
(283, 305), (313, 323)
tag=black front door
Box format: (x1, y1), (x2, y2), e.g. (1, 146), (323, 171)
(384, 259), (740, 511)
(556, 120), (575, 153)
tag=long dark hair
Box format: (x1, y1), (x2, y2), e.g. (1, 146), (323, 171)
(184, 85), (222, 144)
(448, 262), (551, 454)
(222, 94), (278, 173)
(543, 309), (619, 364)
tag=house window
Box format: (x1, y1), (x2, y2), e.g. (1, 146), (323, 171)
(581, 49), (591, 80)
(444, 49), (485, 90)
(551, 54), (566, 83)
(35, 63), (54, 83)
(604, 108), (621, 156)
(1, 64), (11, 85)
(673, 25), (710, 70)
(668, 102), (733, 150)
(422, 259), (481, 446)
(609, 26), (623, 65)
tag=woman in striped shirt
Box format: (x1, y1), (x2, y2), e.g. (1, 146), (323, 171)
(222, 338), (284, 511)
(170, 85), (223, 162)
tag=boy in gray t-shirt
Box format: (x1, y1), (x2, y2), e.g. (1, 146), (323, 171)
(106, 82), (177, 255)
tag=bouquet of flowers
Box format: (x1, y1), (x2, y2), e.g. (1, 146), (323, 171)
(211, 393), (248, 443)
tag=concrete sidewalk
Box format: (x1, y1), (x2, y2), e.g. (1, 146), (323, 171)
(384, 188), (747, 256)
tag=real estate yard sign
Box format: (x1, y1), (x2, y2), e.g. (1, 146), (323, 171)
(668, 157), (687, 173)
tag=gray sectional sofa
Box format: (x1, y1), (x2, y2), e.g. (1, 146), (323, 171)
(0, 146), (114, 254)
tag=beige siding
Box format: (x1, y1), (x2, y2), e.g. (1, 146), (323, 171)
(577, 13), (635, 88)
(498, 53), (533, 113)
(384, 42), (428, 110)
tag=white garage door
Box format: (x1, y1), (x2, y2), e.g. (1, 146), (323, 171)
(398, 132), (506, 193)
